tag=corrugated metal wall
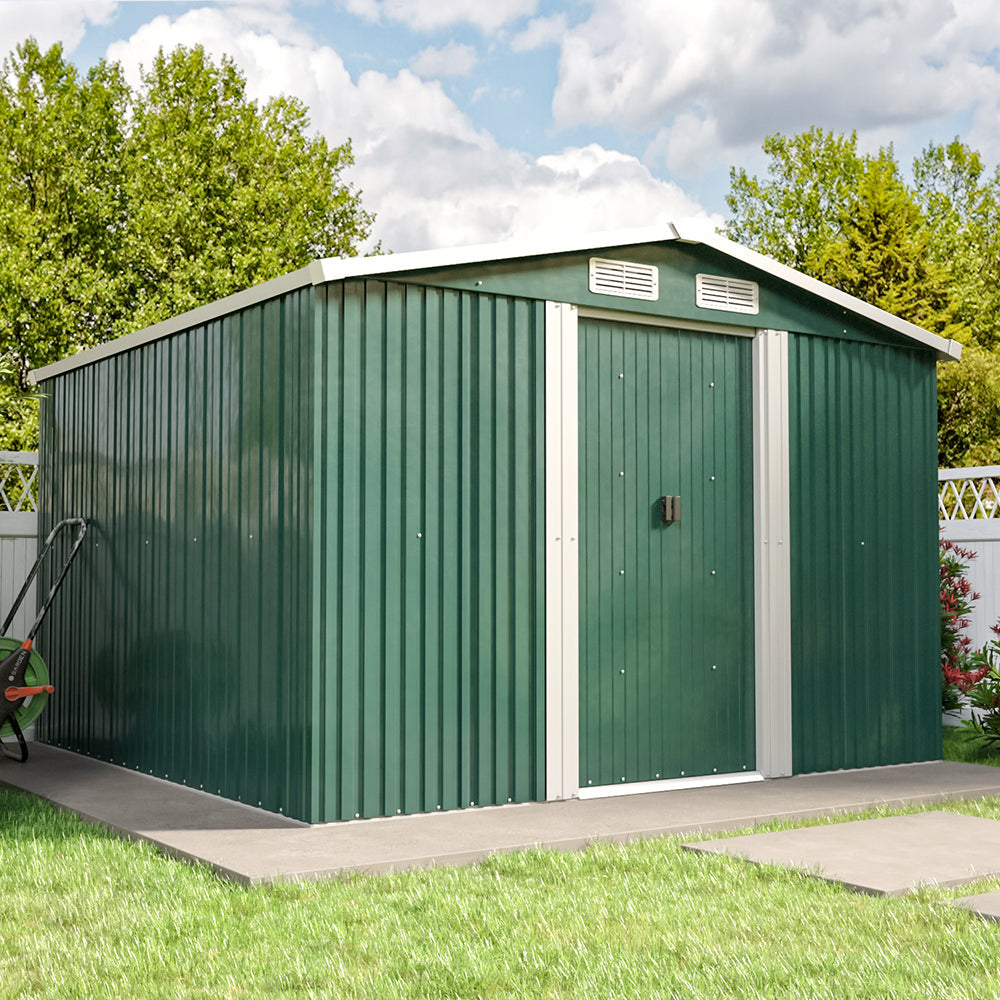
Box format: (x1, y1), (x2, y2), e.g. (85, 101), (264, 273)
(312, 280), (546, 821)
(37, 289), (316, 818)
(577, 318), (755, 787)
(788, 334), (940, 772)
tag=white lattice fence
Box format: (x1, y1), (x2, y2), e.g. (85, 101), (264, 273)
(939, 466), (1000, 659)
(0, 452), (38, 641)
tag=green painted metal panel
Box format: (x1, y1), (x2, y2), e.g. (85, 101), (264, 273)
(313, 280), (546, 821)
(37, 289), (316, 818)
(391, 243), (931, 353)
(788, 334), (940, 772)
(578, 318), (755, 787)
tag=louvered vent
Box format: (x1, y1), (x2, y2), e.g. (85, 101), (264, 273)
(696, 274), (759, 314)
(589, 258), (659, 301)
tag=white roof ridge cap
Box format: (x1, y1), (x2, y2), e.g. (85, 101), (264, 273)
(310, 225), (684, 284)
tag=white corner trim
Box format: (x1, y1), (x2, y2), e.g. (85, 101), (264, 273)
(753, 329), (793, 778)
(545, 302), (580, 802)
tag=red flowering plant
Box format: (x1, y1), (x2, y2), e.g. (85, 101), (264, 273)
(962, 621), (1000, 747)
(940, 537), (989, 712)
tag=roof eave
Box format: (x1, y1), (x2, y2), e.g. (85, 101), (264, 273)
(673, 224), (962, 363)
(31, 222), (962, 382)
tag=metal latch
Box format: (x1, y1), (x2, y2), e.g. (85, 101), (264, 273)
(659, 496), (681, 523)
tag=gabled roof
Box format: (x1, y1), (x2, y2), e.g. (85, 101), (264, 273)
(31, 223), (961, 383)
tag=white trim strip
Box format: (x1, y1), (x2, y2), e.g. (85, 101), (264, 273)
(32, 222), (959, 383)
(579, 771), (764, 799)
(577, 305), (755, 338)
(753, 329), (793, 778)
(938, 465), (1000, 481)
(545, 301), (580, 802)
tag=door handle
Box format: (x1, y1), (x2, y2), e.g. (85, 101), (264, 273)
(659, 496), (680, 523)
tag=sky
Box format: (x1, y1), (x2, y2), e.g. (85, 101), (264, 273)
(2, 0), (1000, 254)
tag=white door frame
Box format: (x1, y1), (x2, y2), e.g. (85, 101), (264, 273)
(543, 304), (793, 800)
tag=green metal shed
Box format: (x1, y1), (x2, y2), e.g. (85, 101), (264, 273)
(31, 225), (961, 823)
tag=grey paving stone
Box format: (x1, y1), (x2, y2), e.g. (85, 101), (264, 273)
(4, 745), (1000, 884)
(684, 812), (1000, 896)
(951, 891), (1000, 921)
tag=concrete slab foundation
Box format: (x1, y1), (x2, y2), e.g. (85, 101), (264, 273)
(4, 745), (1000, 885)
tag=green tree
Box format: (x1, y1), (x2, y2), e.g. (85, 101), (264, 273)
(816, 154), (956, 335)
(725, 129), (1000, 468)
(913, 139), (1000, 349)
(123, 45), (374, 328)
(0, 39), (376, 448)
(0, 40), (130, 446)
(725, 128), (867, 272)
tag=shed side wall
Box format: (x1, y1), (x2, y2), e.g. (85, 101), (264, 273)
(313, 280), (546, 821)
(37, 289), (316, 819)
(788, 334), (940, 772)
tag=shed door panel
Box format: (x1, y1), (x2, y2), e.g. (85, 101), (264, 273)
(578, 318), (755, 788)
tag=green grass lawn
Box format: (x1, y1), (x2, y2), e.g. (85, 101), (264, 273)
(3, 776), (1000, 1000)
(943, 723), (1000, 767)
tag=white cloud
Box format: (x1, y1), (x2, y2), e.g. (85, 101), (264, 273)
(104, 4), (717, 252)
(0, 0), (117, 55)
(339, 0), (537, 33)
(410, 41), (477, 78)
(510, 13), (567, 51)
(551, 0), (1000, 175)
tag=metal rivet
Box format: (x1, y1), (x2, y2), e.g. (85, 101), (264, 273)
(712, 664), (717, 670)
(249, 533), (254, 540)
(619, 471), (624, 477)
(620, 777), (625, 782)
(397, 809), (401, 814)
(861, 541), (865, 546)
(620, 668), (625, 674)
(618, 372), (624, 379)
(417, 532), (422, 538)
(710, 476), (715, 481)
(711, 570), (716, 575)
(588, 779), (593, 785)
(709, 381), (715, 388)
(355, 813), (360, 819)
(619, 569), (625, 575)
(508, 798), (512, 803)
(681, 771), (685, 776)
(144, 539), (149, 545)
(655, 773), (660, 778)
(471, 801), (475, 806)
(437, 805), (441, 810)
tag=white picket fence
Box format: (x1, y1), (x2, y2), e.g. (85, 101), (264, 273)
(0, 451), (38, 641)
